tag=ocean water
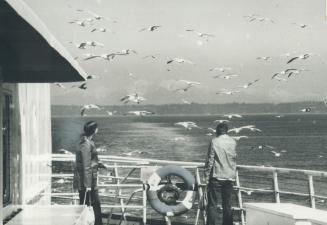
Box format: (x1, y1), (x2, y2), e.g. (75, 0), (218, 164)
(51, 114), (327, 221)
(52, 114), (327, 171)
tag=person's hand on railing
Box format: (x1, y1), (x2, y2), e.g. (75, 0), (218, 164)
(86, 187), (91, 192)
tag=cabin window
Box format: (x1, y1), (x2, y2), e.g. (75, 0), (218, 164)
(2, 93), (12, 206)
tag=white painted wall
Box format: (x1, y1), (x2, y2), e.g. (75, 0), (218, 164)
(18, 83), (52, 204)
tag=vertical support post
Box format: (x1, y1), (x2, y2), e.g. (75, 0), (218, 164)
(273, 171), (280, 203)
(235, 170), (245, 225)
(142, 183), (147, 225)
(114, 163), (126, 220)
(194, 168), (202, 225)
(308, 175), (316, 209)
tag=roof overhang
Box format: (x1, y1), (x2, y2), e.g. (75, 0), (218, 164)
(0, 0), (87, 83)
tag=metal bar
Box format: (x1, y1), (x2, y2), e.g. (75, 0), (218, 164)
(142, 184), (147, 225)
(51, 154), (327, 178)
(102, 205), (144, 209)
(51, 174), (74, 177)
(235, 186), (273, 193)
(98, 184), (143, 188)
(194, 168), (203, 225)
(235, 170), (245, 225)
(278, 190), (309, 197)
(273, 171), (280, 203)
(238, 165), (327, 177)
(308, 175), (316, 209)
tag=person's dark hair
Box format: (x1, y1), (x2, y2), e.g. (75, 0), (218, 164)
(216, 122), (228, 136)
(84, 121), (98, 137)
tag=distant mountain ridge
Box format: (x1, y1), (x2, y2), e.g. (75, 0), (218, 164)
(51, 102), (327, 116)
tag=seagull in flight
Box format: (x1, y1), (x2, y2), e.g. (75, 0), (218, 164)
(287, 53), (312, 64)
(71, 83), (87, 90)
(257, 56), (273, 60)
(174, 80), (200, 92)
(182, 99), (192, 104)
(213, 74), (239, 79)
(300, 107), (313, 112)
(232, 136), (249, 141)
(81, 104), (101, 116)
(90, 27), (108, 33)
(257, 144), (275, 150)
(216, 89), (241, 95)
(69, 41), (104, 49)
(83, 53), (115, 61)
(120, 93), (146, 104)
(69, 19), (90, 27)
(244, 14), (274, 23)
(179, 80), (201, 86)
(126, 111), (155, 116)
(237, 79), (259, 89)
(228, 125), (258, 134)
(287, 69), (308, 78)
(271, 69), (298, 79)
(167, 58), (194, 65)
(185, 29), (214, 38)
(174, 122), (200, 130)
(209, 67), (232, 72)
(292, 23), (308, 28)
(207, 127), (216, 133)
(110, 49), (138, 59)
(271, 151), (282, 157)
(223, 114), (243, 119)
(139, 25), (161, 32)
(122, 150), (146, 156)
(142, 54), (159, 60)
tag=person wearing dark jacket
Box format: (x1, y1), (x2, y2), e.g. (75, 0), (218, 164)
(205, 122), (237, 225)
(74, 121), (106, 225)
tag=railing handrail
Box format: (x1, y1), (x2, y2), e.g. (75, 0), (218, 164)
(52, 154), (327, 177)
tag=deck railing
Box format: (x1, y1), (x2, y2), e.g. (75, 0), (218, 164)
(50, 154), (327, 225)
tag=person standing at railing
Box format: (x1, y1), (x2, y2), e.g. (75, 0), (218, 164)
(74, 121), (107, 225)
(204, 122), (237, 225)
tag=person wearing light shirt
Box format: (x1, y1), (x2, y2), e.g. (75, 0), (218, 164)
(205, 122), (237, 225)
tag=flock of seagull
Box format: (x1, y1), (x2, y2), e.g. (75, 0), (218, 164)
(51, 6), (322, 117)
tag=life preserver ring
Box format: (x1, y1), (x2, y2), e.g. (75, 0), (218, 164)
(147, 165), (195, 217)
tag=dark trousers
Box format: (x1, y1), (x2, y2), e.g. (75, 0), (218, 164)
(79, 189), (102, 225)
(207, 179), (234, 225)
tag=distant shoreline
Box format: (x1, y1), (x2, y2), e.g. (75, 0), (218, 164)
(51, 101), (327, 117)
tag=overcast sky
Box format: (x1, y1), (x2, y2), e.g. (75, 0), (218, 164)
(27, 0), (327, 105)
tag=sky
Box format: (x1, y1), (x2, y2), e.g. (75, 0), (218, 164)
(27, 0), (327, 105)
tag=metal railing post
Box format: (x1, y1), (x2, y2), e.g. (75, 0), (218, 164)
(273, 171), (280, 203)
(114, 163), (126, 221)
(194, 168), (202, 225)
(308, 175), (316, 209)
(235, 170), (245, 225)
(142, 183), (147, 225)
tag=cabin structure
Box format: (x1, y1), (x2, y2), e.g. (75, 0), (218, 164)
(0, 0), (87, 224)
